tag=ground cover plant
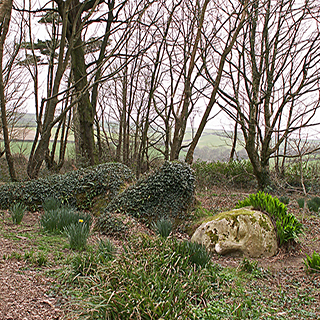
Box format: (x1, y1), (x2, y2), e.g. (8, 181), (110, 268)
(9, 202), (27, 225)
(0, 162), (134, 210)
(236, 191), (304, 246)
(304, 251), (320, 273)
(97, 161), (195, 229)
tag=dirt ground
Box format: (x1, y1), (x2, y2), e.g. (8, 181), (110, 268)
(0, 190), (319, 319)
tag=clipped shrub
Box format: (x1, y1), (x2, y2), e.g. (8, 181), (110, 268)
(97, 161), (195, 229)
(9, 202), (27, 225)
(236, 191), (303, 246)
(304, 251), (320, 273)
(40, 206), (92, 234)
(0, 162), (134, 210)
(65, 219), (91, 250)
(152, 217), (173, 238)
(95, 212), (129, 238)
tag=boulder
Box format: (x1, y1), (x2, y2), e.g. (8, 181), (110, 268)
(191, 208), (278, 258)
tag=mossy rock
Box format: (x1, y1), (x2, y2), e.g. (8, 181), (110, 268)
(0, 162), (134, 210)
(191, 208), (278, 258)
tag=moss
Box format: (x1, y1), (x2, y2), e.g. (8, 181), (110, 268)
(206, 230), (219, 244)
(214, 208), (254, 221)
(259, 215), (271, 232)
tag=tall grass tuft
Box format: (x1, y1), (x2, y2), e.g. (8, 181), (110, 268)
(177, 240), (212, 268)
(64, 219), (91, 250)
(304, 251), (320, 273)
(9, 202), (27, 225)
(40, 205), (92, 234)
(42, 196), (62, 211)
(152, 217), (173, 238)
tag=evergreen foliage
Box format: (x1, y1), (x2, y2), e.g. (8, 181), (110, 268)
(236, 191), (303, 246)
(0, 163), (134, 210)
(97, 161), (195, 229)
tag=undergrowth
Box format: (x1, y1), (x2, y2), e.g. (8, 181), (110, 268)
(236, 192), (303, 246)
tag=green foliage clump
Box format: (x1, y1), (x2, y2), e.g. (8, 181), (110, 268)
(152, 217), (173, 238)
(285, 161), (320, 191)
(64, 219), (91, 250)
(297, 198), (305, 209)
(236, 191), (303, 246)
(97, 161), (195, 229)
(304, 251), (320, 273)
(192, 159), (255, 189)
(307, 197), (320, 212)
(42, 196), (62, 211)
(0, 162), (134, 210)
(176, 240), (212, 268)
(9, 202), (27, 225)
(67, 235), (218, 319)
(40, 205), (92, 234)
(95, 212), (129, 238)
(278, 196), (290, 205)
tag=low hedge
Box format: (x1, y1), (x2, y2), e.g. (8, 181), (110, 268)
(0, 162), (134, 210)
(97, 161), (195, 230)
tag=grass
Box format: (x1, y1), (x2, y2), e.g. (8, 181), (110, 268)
(0, 191), (319, 319)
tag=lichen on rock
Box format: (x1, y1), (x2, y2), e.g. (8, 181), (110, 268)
(191, 208), (278, 258)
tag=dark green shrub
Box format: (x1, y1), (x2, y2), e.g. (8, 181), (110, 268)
(236, 192), (303, 246)
(0, 162), (134, 210)
(152, 217), (173, 238)
(97, 161), (195, 229)
(9, 202), (27, 225)
(40, 206), (92, 234)
(95, 212), (129, 238)
(304, 251), (320, 273)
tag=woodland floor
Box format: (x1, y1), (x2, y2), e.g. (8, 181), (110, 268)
(0, 188), (319, 319)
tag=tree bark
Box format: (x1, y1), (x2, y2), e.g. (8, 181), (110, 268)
(0, 0), (17, 181)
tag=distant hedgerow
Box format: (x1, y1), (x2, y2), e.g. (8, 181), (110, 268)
(192, 159), (255, 189)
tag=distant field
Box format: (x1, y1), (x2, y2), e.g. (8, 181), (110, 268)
(2, 113), (247, 162)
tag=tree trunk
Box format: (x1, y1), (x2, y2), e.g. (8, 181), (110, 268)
(0, 0), (17, 181)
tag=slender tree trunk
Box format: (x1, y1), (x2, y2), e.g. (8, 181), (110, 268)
(0, 0), (17, 181)
(185, 1), (248, 164)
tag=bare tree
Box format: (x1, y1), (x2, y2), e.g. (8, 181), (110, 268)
(0, 0), (17, 181)
(214, 0), (320, 190)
